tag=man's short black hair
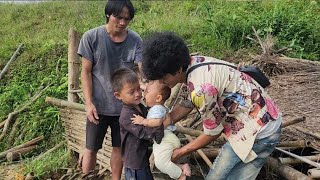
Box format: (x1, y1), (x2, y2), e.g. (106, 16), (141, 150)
(111, 68), (138, 92)
(105, 0), (135, 23)
(141, 31), (190, 80)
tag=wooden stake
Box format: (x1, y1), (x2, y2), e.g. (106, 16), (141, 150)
(68, 28), (80, 103)
(282, 117), (306, 128)
(0, 43), (24, 80)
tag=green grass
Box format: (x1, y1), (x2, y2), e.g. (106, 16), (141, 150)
(0, 0), (319, 178)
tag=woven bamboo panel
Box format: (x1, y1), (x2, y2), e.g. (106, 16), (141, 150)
(59, 108), (112, 171)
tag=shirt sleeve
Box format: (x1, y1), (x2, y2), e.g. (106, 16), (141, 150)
(147, 105), (167, 120)
(77, 31), (94, 62)
(134, 38), (143, 63)
(120, 109), (164, 144)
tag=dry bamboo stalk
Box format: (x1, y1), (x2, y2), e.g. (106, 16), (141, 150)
(193, 148), (220, 159)
(68, 28), (80, 103)
(0, 85), (50, 141)
(280, 155), (320, 164)
(185, 134), (212, 167)
(277, 140), (311, 148)
(34, 140), (66, 161)
(0, 135), (44, 159)
(7, 120), (19, 147)
(267, 157), (312, 180)
(45, 96), (85, 111)
(295, 126), (320, 140)
(275, 147), (320, 169)
(175, 125), (225, 142)
(6, 145), (37, 162)
(0, 43), (24, 80)
(282, 117), (306, 128)
(307, 168), (320, 179)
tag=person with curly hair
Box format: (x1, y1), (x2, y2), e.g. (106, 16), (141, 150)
(141, 32), (282, 180)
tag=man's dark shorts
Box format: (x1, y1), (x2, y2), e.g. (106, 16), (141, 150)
(86, 115), (120, 151)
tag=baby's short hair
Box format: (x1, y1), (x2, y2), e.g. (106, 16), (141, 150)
(111, 68), (139, 92)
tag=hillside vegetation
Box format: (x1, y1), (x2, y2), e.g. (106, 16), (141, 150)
(0, 1), (319, 178)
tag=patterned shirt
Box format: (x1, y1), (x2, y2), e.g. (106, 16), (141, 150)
(187, 56), (281, 162)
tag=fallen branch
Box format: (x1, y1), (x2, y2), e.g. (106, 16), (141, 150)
(267, 157), (311, 180)
(193, 148), (220, 159)
(6, 145), (37, 162)
(0, 43), (24, 80)
(295, 126), (320, 140)
(0, 85), (50, 141)
(34, 140), (66, 161)
(0, 135), (44, 159)
(281, 117), (306, 128)
(275, 147), (320, 169)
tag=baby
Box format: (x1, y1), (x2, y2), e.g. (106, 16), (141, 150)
(132, 80), (191, 180)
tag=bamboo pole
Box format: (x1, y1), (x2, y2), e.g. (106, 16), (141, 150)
(280, 155), (320, 164)
(267, 157), (312, 180)
(175, 125), (225, 142)
(307, 168), (320, 179)
(68, 28), (80, 103)
(0, 135), (44, 159)
(185, 134), (212, 167)
(0, 43), (24, 80)
(45, 96), (85, 111)
(193, 148), (220, 159)
(6, 145), (37, 162)
(275, 147), (320, 168)
(295, 126), (320, 140)
(277, 140), (311, 148)
(282, 117), (306, 128)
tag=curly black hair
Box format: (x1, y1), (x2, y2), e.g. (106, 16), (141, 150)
(141, 32), (190, 80)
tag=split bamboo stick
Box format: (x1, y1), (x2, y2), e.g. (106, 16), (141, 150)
(277, 140), (311, 148)
(0, 43), (24, 80)
(34, 140), (66, 161)
(295, 126), (320, 140)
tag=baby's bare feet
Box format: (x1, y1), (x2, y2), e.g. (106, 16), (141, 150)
(180, 163), (191, 176)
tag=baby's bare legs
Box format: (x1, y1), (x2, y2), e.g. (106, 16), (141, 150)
(178, 163), (191, 180)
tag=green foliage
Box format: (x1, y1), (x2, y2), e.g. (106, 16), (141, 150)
(0, 0), (319, 178)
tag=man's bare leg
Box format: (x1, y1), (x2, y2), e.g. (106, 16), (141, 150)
(111, 147), (123, 180)
(82, 148), (97, 174)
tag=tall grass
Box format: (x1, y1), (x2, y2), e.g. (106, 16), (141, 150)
(0, 0), (319, 178)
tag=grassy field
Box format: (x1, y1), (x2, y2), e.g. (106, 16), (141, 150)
(0, 0), (319, 178)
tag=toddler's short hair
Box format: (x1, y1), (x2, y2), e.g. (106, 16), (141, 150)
(111, 68), (139, 92)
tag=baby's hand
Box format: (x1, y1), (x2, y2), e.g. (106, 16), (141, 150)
(131, 114), (145, 125)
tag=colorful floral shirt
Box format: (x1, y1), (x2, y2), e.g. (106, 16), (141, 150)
(187, 56), (281, 162)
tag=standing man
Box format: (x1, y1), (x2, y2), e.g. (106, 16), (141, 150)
(78, 0), (142, 179)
